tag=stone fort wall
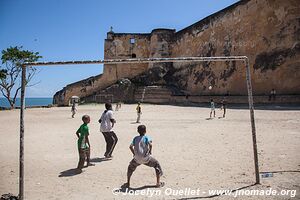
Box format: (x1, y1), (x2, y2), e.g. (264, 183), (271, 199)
(54, 0), (300, 105)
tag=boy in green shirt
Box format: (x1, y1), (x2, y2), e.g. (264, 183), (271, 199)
(76, 115), (92, 173)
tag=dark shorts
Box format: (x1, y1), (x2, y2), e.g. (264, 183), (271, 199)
(127, 156), (163, 177)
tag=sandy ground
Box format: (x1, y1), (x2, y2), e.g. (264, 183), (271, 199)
(0, 104), (299, 200)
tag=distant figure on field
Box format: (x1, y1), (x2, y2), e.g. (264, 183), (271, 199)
(99, 103), (118, 158)
(226, 90), (230, 96)
(210, 99), (216, 118)
(269, 89), (276, 101)
(136, 102), (142, 123)
(220, 99), (227, 118)
(185, 94), (190, 105)
(115, 101), (122, 111)
(76, 115), (93, 173)
(71, 102), (77, 118)
(126, 125), (164, 188)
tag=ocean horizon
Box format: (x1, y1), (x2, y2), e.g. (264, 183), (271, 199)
(0, 97), (53, 108)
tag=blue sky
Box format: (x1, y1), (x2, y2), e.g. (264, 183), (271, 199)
(0, 0), (238, 97)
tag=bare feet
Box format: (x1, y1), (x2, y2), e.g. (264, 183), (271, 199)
(156, 182), (165, 188)
(86, 163), (95, 167)
(105, 155), (113, 159)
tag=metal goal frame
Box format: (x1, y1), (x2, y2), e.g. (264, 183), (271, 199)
(18, 56), (259, 200)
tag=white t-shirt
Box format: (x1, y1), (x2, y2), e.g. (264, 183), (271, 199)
(100, 110), (114, 132)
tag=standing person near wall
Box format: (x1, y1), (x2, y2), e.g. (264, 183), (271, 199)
(136, 102), (142, 123)
(99, 103), (118, 158)
(71, 102), (77, 118)
(210, 99), (216, 118)
(220, 98), (227, 118)
(269, 89), (276, 101)
(115, 101), (122, 111)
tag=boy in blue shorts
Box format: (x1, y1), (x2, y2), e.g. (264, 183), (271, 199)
(126, 125), (164, 188)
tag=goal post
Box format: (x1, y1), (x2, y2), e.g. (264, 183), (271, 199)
(19, 56), (259, 200)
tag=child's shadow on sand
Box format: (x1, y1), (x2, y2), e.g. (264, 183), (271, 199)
(90, 157), (112, 163)
(205, 117), (213, 120)
(58, 168), (81, 177)
(58, 157), (111, 177)
(130, 122), (140, 124)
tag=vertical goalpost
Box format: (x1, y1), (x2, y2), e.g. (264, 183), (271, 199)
(19, 56), (259, 200)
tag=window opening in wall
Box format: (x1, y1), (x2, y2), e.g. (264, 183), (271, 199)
(130, 38), (135, 44)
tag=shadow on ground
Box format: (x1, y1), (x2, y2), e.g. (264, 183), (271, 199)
(58, 157), (111, 177)
(58, 168), (81, 177)
(205, 118), (213, 120)
(130, 122), (141, 124)
(90, 157), (112, 163)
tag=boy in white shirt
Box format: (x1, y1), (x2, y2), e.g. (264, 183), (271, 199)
(99, 103), (118, 158)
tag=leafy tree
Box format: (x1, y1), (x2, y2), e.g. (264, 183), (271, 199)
(0, 46), (42, 109)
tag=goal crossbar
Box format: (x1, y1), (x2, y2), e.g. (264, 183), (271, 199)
(24, 56), (248, 66)
(18, 56), (259, 200)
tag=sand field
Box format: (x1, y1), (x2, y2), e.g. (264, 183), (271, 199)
(0, 104), (299, 199)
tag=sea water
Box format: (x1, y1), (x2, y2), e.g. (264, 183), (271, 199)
(0, 97), (53, 108)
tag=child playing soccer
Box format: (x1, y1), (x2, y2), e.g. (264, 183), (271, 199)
(71, 102), (77, 118)
(210, 99), (216, 118)
(115, 101), (122, 111)
(76, 115), (92, 173)
(220, 98), (227, 118)
(136, 102), (142, 123)
(99, 103), (118, 158)
(126, 125), (164, 188)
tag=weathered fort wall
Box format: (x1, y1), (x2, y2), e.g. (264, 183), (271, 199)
(54, 0), (300, 105)
(170, 0), (300, 95)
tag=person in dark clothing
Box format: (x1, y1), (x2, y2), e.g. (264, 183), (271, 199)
(221, 99), (227, 118)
